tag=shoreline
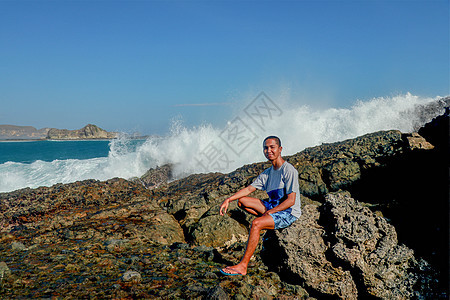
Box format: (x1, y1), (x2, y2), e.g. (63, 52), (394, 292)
(0, 138), (47, 142)
(0, 139), (114, 142)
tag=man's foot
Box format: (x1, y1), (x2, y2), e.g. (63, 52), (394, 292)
(220, 265), (247, 276)
(220, 267), (242, 276)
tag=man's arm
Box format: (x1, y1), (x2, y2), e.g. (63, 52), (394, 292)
(219, 185), (257, 216)
(263, 192), (296, 216)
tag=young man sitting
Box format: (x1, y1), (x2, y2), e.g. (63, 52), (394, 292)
(219, 136), (301, 276)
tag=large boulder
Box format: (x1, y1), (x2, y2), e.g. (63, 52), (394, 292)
(188, 214), (248, 247)
(134, 163), (174, 190)
(89, 200), (185, 245)
(323, 193), (422, 299)
(262, 204), (358, 299)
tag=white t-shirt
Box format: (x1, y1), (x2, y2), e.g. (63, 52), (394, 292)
(251, 161), (302, 218)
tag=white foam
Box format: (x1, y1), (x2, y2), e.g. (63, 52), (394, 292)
(0, 93), (443, 193)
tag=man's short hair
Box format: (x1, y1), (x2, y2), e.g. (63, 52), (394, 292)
(263, 136), (281, 147)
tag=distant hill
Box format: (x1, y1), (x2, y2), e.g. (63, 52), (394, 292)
(0, 125), (49, 140)
(0, 124), (117, 140)
(47, 124), (117, 140)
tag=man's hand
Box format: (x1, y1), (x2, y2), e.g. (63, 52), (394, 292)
(219, 186), (256, 216)
(219, 198), (231, 216)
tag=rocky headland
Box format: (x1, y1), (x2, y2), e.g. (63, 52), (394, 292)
(0, 100), (448, 299)
(46, 124), (117, 140)
(0, 124), (117, 140)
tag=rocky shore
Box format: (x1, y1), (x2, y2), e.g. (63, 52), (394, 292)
(0, 103), (448, 298)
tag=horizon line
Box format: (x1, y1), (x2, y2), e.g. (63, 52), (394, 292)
(172, 102), (233, 107)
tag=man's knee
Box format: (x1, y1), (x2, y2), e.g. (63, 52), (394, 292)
(237, 197), (248, 210)
(251, 215), (274, 231)
(251, 217), (265, 230)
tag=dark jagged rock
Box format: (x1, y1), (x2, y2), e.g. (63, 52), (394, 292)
(410, 96), (450, 131)
(261, 204), (358, 299)
(418, 104), (449, 151)
(261, 193), (435, 299)
(324, 193), (429, 299)
(288, 130), (423, 198)
(347, 110), (449, 296)
(132, 163), (174, 189)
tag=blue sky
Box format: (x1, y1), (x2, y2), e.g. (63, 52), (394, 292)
(1, 0), (448, 135)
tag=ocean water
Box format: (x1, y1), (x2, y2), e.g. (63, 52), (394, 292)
(0, 93), (446, 193)
(0, 140), (112, 164)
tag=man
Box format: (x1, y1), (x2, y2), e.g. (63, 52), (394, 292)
(219, 136), (301, 276)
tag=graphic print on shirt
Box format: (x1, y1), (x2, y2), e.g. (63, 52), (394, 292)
(266, 187), (292, 213)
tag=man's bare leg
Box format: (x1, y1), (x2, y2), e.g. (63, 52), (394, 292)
(237, 196), (266, 216)
(222, 214), (275, 275)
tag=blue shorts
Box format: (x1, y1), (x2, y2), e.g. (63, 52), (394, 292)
(261, 200), (298, 229)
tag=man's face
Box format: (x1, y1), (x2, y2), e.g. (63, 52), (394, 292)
(263, 138), (282, 161)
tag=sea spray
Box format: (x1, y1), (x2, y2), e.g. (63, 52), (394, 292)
(0, 93), (445, 193)
(151, 93), (443, 177)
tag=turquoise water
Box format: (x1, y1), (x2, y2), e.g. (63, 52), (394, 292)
(0, 140), (111, 164)
(0, 139), (148, 192)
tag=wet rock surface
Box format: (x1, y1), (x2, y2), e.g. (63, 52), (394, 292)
(0, 233), (310, 299)
(0, 178), (184, 246)
(0, 105), (448, 298)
